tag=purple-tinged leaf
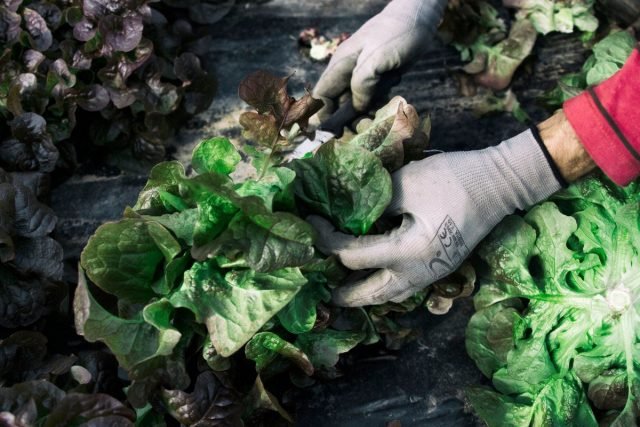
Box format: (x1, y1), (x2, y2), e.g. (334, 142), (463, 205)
(23, 8), (53, 51)
(239, 70), (290, 116)
(13, 237), (63, 280)
(57, 39), (76, 62)
(47, 104), (78, 143)
(83, 0), (139, 19)
(72, 84), (110, 111)
(282, 92), (323, 129)
(173, 52), (203, 82)
(9, 171), (50, 199)
(0, 273), (48, 328)
(0, 380), (65, 415)
(182, 74), (217, 114)
(142, 112), (172, 141)
(13, 183), (57, 237)
(23, 50), (45, 72)
(171, 19), (193, 38)
(188, 0), (234, 25)
(244, 376), (293, 423)
(161, 371), (242, 426)
(106, 85), (137, 108)
(99, 14), (143, 52)
(71, 49), (92, 69)
(43, 393), (135, 426)
(0, 139), (38, 171)
(73, 17), (97, 41)
(8, 73), (49, 116)
(142, 76), (180, 114)
(117, 38), (153, 79)
(0, 331), (48, 380)
(474, 19), (537, 90)
(0, 6), (21, 47)
(50, 58), (76, 88)
(132, 136), (165, 163)
(28, 2), (62, 30)
(2, 0), (21, 13)
(9, 113), (47, 142)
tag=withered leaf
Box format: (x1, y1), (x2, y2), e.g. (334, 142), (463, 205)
(283, 92), (323, 130)
(239, 112), (279, 147)
(238, 70), (290, 116)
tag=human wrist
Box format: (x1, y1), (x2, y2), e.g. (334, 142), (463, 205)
(537, 110), (596, 182)
(446, 129), (562, 228)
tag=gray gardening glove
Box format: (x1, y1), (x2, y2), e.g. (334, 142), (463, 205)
(313, 0), (446, 120)
(309, 129), (564, 306)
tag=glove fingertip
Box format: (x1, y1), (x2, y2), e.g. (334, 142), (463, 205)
(331, 287), (363, 307)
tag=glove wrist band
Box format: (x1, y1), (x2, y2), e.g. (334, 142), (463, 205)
(528, 124), (568, 188)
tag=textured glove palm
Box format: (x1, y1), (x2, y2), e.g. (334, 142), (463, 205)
(313, 0), (446, 119)
(309, 130), (563, 306)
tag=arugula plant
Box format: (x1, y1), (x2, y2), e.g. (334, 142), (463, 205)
(74, 71), (440, 423)
(466, 175), (640, 426)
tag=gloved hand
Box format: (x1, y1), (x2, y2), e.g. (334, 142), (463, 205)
(313, 0), (446, 120)
(309, 129), (564, 306)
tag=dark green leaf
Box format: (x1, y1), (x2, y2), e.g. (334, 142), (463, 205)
(80, 218), (166, 301)
(277, 273), (330, 334)
(74, 273), (182, 370)
(295, 329), (365, 369)
(169, 261), (307, 356)
(245, 332), (313, 375)
(291, 140), (392, 235)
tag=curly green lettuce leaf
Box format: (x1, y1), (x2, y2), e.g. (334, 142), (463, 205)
(504, 0), (598, 35)
(466, 175), (640, 426)
(467, 373), (597, 427)
(543, 30), (635, 106)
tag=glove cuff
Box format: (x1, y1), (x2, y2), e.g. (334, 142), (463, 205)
(447, 129), (563, 227)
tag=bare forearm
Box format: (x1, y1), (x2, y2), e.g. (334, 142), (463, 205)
(538, 110), (596, 182)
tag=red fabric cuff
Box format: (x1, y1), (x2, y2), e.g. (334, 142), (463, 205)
(563, 46), (640, 186)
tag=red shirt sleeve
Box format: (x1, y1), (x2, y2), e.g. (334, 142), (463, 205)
(563, 44), (640, 186)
